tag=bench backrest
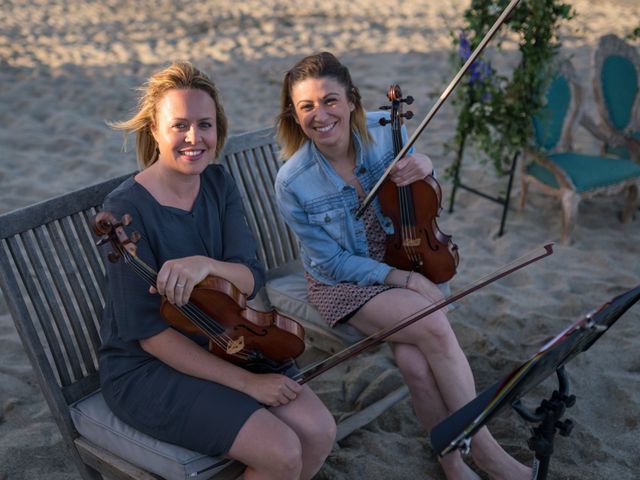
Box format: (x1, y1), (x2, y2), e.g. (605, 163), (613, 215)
(0, 128), (296, 446)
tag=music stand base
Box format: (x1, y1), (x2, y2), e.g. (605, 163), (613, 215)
(512, 366), (576, 480)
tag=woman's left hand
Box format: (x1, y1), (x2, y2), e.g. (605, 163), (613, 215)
(389, 153), (434, 187)
(151, 255), (213, 306)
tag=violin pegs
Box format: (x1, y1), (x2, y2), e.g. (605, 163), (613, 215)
(379, 118), (391, 126)
(95, 236), (110, 247)
(130, 231), (141, 243)
(403, 111), (414, 120)
(403, 96), (414, 105)
(379, 105), (391, 110)
(107, 251), (122, 263)
(121, 213), (132, 226)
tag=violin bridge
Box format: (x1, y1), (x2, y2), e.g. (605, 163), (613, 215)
(226, 336), (245, 354)
(402, 238), (422, 248)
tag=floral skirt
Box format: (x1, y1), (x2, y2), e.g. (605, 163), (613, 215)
(305, 207), (392, 327)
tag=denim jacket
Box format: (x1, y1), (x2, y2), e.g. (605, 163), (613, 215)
(275, 111), (414, 286)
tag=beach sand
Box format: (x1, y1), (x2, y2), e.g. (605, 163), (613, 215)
(1, 1), (639, 478)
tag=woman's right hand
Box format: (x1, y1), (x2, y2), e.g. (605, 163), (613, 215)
(406, 271), (447, 307)
(150, 255), (214, 306)
(245, 373), (303, 407)
(386, 268), (447, 311)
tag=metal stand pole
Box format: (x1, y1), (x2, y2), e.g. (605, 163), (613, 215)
(512, 366), (576, 480)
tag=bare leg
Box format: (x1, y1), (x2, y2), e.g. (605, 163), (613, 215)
(271, 385), (336, 480)
(392, 342), (480, 480)
(228, 409), (303, 480)
(228, 386), (335, 480)
(350, 288), (531, 480)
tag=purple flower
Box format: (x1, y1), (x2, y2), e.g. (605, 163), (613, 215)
(458, 32), (472, 61)
(458, 31), (493, 88)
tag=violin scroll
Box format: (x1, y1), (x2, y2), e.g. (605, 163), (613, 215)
(378, 84), (414, 126)
(93, 211), (139, 263)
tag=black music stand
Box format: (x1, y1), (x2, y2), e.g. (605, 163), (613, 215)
(430, 284), (640, 480)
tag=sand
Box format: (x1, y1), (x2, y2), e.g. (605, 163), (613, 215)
(1, 0), (639, 479)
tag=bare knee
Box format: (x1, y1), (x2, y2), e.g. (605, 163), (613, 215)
(393, 344), (432, 385)
(232, 417), (304, 479)
(299, 405), (337, 457)
(414, 313), (459, 355)
(260, 432), (303, 479)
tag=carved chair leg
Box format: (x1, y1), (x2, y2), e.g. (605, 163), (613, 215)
(620, 183), (639, 223)
(560, 189), (580, 244)
(519, 176), (529, 212)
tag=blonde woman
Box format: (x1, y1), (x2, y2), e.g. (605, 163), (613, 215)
(100, 61), (335, 480)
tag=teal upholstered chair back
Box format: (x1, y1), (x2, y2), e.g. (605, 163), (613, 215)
(532, 60), (581, 154)
(593, 34), (640, 159)
(601, 55), (638, 131)
(533, 73), (572, 151)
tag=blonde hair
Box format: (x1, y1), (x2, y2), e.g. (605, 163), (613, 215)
(111, 61), (228, 169)
(276, 52), (371, 160)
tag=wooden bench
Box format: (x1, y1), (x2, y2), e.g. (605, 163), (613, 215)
(0, 127), (407, 480)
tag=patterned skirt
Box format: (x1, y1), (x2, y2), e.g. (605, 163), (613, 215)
(306, 207), (393, 327)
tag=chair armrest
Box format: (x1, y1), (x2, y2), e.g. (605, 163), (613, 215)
(581, 114), (640, 163)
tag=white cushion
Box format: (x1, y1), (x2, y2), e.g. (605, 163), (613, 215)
(70, 391), (237, 480)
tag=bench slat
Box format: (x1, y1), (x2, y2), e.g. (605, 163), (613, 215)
(45, 220), (100, 376)
(8, 233), (75, 385)
(63, 213), (105, 346)
(76, 209), (109, 296)
(31, 225), (88, 382)
(259, 143), (300, 260)
(221, 143), (298, 270)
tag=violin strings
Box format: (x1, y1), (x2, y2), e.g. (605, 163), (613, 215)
(123, 250), (255, 361)
(391, 114), (420, 265)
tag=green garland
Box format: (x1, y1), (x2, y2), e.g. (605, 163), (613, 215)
(447, 0), (574, 178)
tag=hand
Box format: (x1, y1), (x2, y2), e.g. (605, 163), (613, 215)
(245, 373), (303, 407)
(406, 271), (448, 312)
(389, 153), (434, 187)
(150, 255), (213, 306)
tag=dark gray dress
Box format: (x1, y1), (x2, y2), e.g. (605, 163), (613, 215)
(99, 164), (266, 456)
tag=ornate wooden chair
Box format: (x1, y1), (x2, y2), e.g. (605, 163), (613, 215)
(519, 59), (640, 244)
(581, 34), (640, 163)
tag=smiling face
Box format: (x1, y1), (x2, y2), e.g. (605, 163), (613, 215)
(151, 88), (217, 176)
(290, 76), (355, 156)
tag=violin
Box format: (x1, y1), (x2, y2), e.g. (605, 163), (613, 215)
(378, 84), (460, 284)
(93, 211), (305, 373)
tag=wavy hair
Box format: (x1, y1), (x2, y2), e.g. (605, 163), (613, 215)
(111, 61), (228, 169)
(276, 52), (371, 160)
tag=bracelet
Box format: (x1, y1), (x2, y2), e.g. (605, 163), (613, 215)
(404, 271), (412, 289)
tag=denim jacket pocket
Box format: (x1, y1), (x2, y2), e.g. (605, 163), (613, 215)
(307, 207), (346, 246)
